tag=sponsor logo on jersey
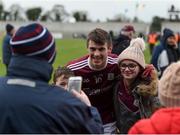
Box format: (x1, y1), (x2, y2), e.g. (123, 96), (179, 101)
(83, 78), (90, 83)
(89, 89), (101, 96)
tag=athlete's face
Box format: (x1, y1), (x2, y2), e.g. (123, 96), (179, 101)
(88, 40), (109, 70)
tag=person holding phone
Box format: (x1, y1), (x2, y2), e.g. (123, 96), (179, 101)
(67, 28), (120, 134)
(0, 23), (103, 134)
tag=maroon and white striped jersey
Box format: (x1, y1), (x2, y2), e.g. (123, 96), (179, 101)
(67, 54), (120, 124)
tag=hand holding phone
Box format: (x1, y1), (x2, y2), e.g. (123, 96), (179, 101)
(71, 90), (91, 106)
(67, 76), (82, 93)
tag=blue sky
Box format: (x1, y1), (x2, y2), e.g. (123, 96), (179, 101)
(1, 0), (180, 22)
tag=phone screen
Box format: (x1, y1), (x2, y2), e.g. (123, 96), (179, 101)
(67, 76), (82, 92)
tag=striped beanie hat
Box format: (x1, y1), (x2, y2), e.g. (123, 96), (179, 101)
(10, 23), (56, 64)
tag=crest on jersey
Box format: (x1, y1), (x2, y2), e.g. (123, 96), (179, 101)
(107, 73), (114, 80)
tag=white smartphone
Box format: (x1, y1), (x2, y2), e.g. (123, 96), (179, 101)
(67, 76), (82, 92)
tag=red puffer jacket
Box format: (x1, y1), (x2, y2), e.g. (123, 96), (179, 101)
(128, 107), (180, 134)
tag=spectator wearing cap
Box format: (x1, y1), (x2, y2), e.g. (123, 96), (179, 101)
(114, 38), (160, 133)
(151, 28), (180, 78)
(0, 23), (103, 133)
(2, 24), (15, 71)
(128, 61), (180, 134)
(112, 24), (135, 55)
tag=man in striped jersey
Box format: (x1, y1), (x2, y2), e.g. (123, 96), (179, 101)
(67, 28), (120, 133)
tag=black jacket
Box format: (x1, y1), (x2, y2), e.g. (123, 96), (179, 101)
(0, 55), (103, 134)
(112, 34), (131, 55)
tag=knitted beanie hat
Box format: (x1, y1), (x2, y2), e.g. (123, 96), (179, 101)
(159, 61), (180, 107)
(10, 23), (56, 64)
(117, 37), (146, 69)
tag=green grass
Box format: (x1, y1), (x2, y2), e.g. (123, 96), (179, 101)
(0, 38), (151, 77)
(0, 39), (88, 76)
(0, 34), (5, 76)
(144, 43), (151, 64)
(53, 39), (87, 68)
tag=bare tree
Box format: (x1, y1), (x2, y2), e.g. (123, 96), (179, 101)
(39, 4), (76, 23)
(8, 4), (27, 21)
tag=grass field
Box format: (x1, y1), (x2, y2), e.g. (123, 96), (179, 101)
(0, 38), (151, 77)
(0, 38), (88, 76)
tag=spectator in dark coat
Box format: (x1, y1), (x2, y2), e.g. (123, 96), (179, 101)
(151, 28), (180, 78)
(0, 23), (103, 134)
(2, 24), (15, 71)
(112, 25), (135, 55)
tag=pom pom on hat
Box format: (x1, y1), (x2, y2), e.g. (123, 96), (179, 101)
(118, 38), (146, 69)
(129, 38), (146, 51)
(10, 23), (56, 64)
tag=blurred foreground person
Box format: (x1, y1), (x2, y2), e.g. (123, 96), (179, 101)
(129, 61), (180, 134)
(0, 23), (103, 134)
(114, 38), (160, 133)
